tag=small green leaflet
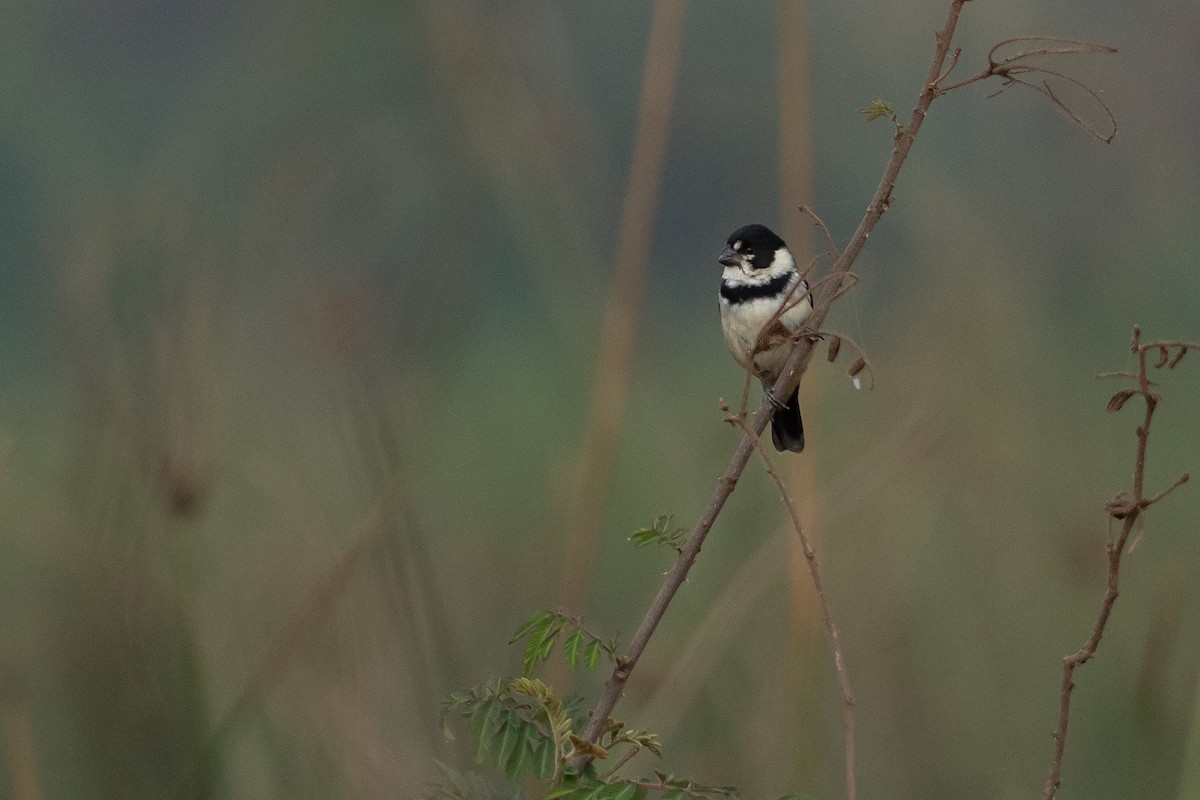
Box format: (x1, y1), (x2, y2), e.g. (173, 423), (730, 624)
(584, 639), (603, 669)
(858, 97), (895, 122)
(511, 610), (616, 674)
(563, 628), (584, 668)
(628, 515), (688, 550)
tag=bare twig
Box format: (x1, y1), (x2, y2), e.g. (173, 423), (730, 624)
(996, 68), (1117, 142)
(988, 36), (1116, 66)
(1143, 472), (1190, 507)
(933, 46), (963, 86)
(1041, 326), (1194, 800)
(725, 408), (856, 800)
(1095, 370), (1150, 382)
(623, 778), (722, 800)
(798, 204), (841, 260)
(598, 746), (642, 782)
(936, 35), (1117, 142)
(577, 0), (973, 760)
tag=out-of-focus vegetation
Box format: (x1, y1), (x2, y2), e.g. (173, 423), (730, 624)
(0, 2), (1199, 799)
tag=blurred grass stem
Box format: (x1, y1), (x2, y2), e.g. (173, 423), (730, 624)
(176, 496), (398, 799)
(555, 0), (688, 645)
(777, 3), (824, 782)
(1, 689), (43, 800)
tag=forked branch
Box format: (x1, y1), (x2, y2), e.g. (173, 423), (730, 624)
(576, 9), (1117, 800)
(937, 36), (1117, 142)
(725, 406), (856, 800)
(1041, 326), (1196, 800)
(576, 2), (977, 787)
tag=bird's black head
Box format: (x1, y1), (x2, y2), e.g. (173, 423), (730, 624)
(719, 224), (788, 270)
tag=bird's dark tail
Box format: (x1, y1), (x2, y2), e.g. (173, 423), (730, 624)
(770, 386), (805, 453)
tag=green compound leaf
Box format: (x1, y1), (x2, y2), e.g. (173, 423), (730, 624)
(858, 97), (895, 121)
(629, 515), (689, 550)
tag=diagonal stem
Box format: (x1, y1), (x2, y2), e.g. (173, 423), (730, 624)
(576, 0), (972, 768)
(554, 0), (689, 675)
(1042, 328), (1193, 799)
(732, 413), (856, 800)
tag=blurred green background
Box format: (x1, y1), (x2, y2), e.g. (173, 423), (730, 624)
(1, 1), (1199, 798)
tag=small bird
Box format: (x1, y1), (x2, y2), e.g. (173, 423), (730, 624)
(718, 224), (814, 452)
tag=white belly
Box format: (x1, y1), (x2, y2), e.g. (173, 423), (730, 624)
(719, 281), (812, 379)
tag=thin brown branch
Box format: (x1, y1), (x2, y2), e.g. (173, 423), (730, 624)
(598, 746), (642, 782)
(798, 203), (841, 260)
(800, 251), (830, 281)
(1004, 68), (1117, 143)
(937, 34), (1117, 142)
(638, 416), (941, 739)
(809, 272), (862, 321)
(988, 36), (1116, 66)
(1135, 338), (1200, 354)
(727, 410), (856, 800)
(576, 0), (972, 760)
(1042, 327), (1192, 800)
(936, 68), (991, 94)
(934, 46), (963, 85)
(1095, 370), (1147, 382)
(637, 535), (787, 734)
(1144, 472), (1190, 508)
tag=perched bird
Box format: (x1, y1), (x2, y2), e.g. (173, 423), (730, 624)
(717, 224), (814, 452)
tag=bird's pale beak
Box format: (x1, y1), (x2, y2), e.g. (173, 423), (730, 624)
(718, 245), (741, 268)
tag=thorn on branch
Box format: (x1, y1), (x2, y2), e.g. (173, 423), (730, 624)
(933, 46), (963, 87)
(1146, 473), (1190, 508)
(1095, 370), (1154, 384)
